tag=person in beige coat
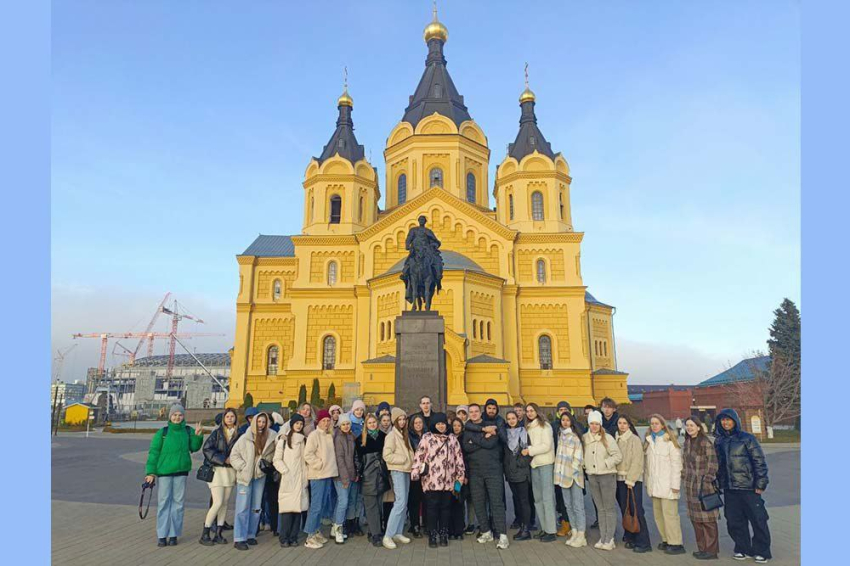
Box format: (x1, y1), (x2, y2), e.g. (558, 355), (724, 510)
(229, 412), (277, 549)
(523, 403), (557, 541)
(302, 409), (338, 548)
(644, 413), (685, 555)
(273, 413), (309, 547)
(615, 415), (652, 552)
(381, 407), (414, 548)
(583, 410), (622, 551)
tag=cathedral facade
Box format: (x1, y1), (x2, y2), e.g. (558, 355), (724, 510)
(228, 11), (629, 410)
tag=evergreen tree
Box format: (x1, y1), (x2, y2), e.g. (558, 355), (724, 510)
(328, 383), (336, 402)
(764, 298), (801, 429)
(288, 400), (297, 413)
(298, 384), (307, 406)
(310, 378), (322, 407)
(768, 298), (801, 369)
(243, 392), (254, 409)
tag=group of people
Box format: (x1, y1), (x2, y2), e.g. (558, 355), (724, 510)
(143, 396), (773, 562)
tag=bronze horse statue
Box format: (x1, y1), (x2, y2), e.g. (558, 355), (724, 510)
(401, 215), (443, 311)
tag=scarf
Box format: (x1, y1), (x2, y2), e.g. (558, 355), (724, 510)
(366, 428), (379, 440)
(650, 430), (663, 443)
(506, 426), (528, 453)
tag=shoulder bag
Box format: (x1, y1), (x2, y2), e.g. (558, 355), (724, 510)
(698, 475), (724, 512)
(622, 486), (640, 533)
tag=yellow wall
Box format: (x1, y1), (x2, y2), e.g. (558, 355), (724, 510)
(228, 89), (627, 410)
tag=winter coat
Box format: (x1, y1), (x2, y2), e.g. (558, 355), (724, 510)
(615, 429), (644, 487)
(382, 427), (414, 473)
(411, 432), (465, 491)
(526, 419), (556, 468)
(552, 414), (586, 446)
(582, 430), (622, 475)
(683, 434), (720, 522)
(644, 431), (683, 500)
(304, 428), (338, 480)
(229, 420), (277, 486)
(145, 421), (204, 477)
(334, 430), (357, 485)
(273, 432), (309, 513)
(601, 410), (620, 439)
(714, 408), (769, 491)
(202, 424), (240, 467)
(461, 421), (503, 476)
(356, 431), (389, 496)
(554, 427), (584, 489)
(503, 426), (532, 484)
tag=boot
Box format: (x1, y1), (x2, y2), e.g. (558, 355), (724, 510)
(371, 534), (382, 548)
(333, 524), (345, 544)
(212, 525), (227, 544)
(513, 525), (531, 541)
(557, 520), (571, 537)
(411, 525), (422, 538)
(221, 521), (233, 530)
(439, 527), (449, 547)
(199, 527), (214, 546)
(428, 530), (439, 548)
(352, 518), (365, 536)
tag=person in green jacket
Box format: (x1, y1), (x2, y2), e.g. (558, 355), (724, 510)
(144, 404), (204, 547)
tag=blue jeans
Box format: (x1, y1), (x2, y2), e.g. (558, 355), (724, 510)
(305, 478), (333, 534)
(531, 464), (557, 535)
(561, 483), (586, 532)
(234, 476), (266, 542)
(156, 475), (186, 539)
(334, 480), (361, 524)
(386, 471), (410, 538)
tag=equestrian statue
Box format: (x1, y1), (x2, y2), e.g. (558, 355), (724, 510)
(400, 215), (444, 311)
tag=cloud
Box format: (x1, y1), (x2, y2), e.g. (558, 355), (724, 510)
(616, 337), (746, 385)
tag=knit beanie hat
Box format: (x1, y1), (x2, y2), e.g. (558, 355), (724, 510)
(245, 407), (259, 418)
(391, 407), (407, 423)
(169, 404), (185, 418)
(351, 399), (366, 414)
(377, 401), (391, 415)
(429, 412), (449, 434)
(557, 401), (570, 411)
(338, 412), (351, 426)
(456, 405), (468, 415)
(289, 413), (305, 428)
(316, 409), (331, 423)
(587, 410), (603, 425)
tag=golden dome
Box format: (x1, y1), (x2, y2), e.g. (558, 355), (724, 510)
(423, 4), (448, 43)
(519, 87), (536, 104)
(337, 87), (353, 108)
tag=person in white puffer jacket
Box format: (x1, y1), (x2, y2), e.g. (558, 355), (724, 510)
(644, 413), (685, 555)
(273, 413), (308, 548)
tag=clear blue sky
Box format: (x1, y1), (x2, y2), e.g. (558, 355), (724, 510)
(51, 1), (800, 385)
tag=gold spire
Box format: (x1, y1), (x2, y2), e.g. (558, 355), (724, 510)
(337, 66), (353, 107)
(519, 61), (536, 103)
(423, 1), (448, 43)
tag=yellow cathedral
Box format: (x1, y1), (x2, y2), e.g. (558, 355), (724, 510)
(228, 10), (629, 410)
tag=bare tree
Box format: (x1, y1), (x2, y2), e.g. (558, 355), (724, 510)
(730, 352), (801, 429)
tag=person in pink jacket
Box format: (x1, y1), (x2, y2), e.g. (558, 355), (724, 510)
(411, 413), (466, 548)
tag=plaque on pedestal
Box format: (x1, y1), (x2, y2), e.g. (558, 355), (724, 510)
(394, 310), (447, 412)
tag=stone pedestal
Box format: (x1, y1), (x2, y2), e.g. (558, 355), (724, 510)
(395, 311), (447, 412)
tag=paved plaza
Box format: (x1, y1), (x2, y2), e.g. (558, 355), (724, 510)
(52, 432), (800, 565)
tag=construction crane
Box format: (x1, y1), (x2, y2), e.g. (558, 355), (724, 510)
(52, 343), (78, 382)
(71, 331), (224, 391)
(131, 292), (172, 363)
(160, 301), (205, 380)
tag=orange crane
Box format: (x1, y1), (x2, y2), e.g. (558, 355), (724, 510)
(132, 292), (172, 362)
(160, 301), (205, 380)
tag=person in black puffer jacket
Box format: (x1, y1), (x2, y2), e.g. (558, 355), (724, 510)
(462, 404), (508, 548)
(503, 410), (532, 541)
(714, 408), (771, 562)
(200, 408), (240, 545)
(355, 414), (389, 547)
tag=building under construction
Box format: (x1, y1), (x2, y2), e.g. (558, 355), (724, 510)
(88, 353), (230, 416)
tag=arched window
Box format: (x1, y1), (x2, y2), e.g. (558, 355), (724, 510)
(380, 322), (385, 342)
(479, 320), (485, 340)
(536, 259), (546, 283)
(398, 173), (407, 204)
(323, 336), (336, 370)
(359, 196), (364, 222)
(559, 192), (565, 220)
(309, 195), (314, 221)
(466, 172), (476, 203)
(531, 191), (544, 221)
(603, 341), (608, 357)
(273, 279), (282, 300)
(472, 319), (477, 339)
(329, 195), (342, 224)
(594, 341), (599, 356)
(508, 194), (515, 220)
(387, 320), (392, 338)
(538, 335), (553, 369)
(267, 345), (279, 376)
(487, 322), (491, 341)
(327, 261), (338, 286)
(429, 167), (443, 188)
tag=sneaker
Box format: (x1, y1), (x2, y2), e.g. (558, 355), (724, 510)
(477, 531), (494, 543)
(540, 533), (557, 542)
(694, 551), (719, 560)
(658, 542), (670, 551)
(234, 541), (249, 551)
(567, 531), (587, 548)
(157, 538), (167, 547)
(464, 525), (476, 535)
(733, 553), (748, 561)
(393, 534), (411, 545)
(314, 532), (328, 544)
(754, 557), (769, 564)
(665, 544), (686, 555)
(304, 535), (323, 549)
(382, 536), (397, 549)
(371, 535), (383, 547)
(599, 539), (615, 551)
(633, 545), (653, 553)
(167, 537), (177, 546)
(564, 530), (576, 545)
(594, 539), (604, 549)
(246, 538), (258, 546)
(496, 534), (510, 550)
(334, 525), (345, 544)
